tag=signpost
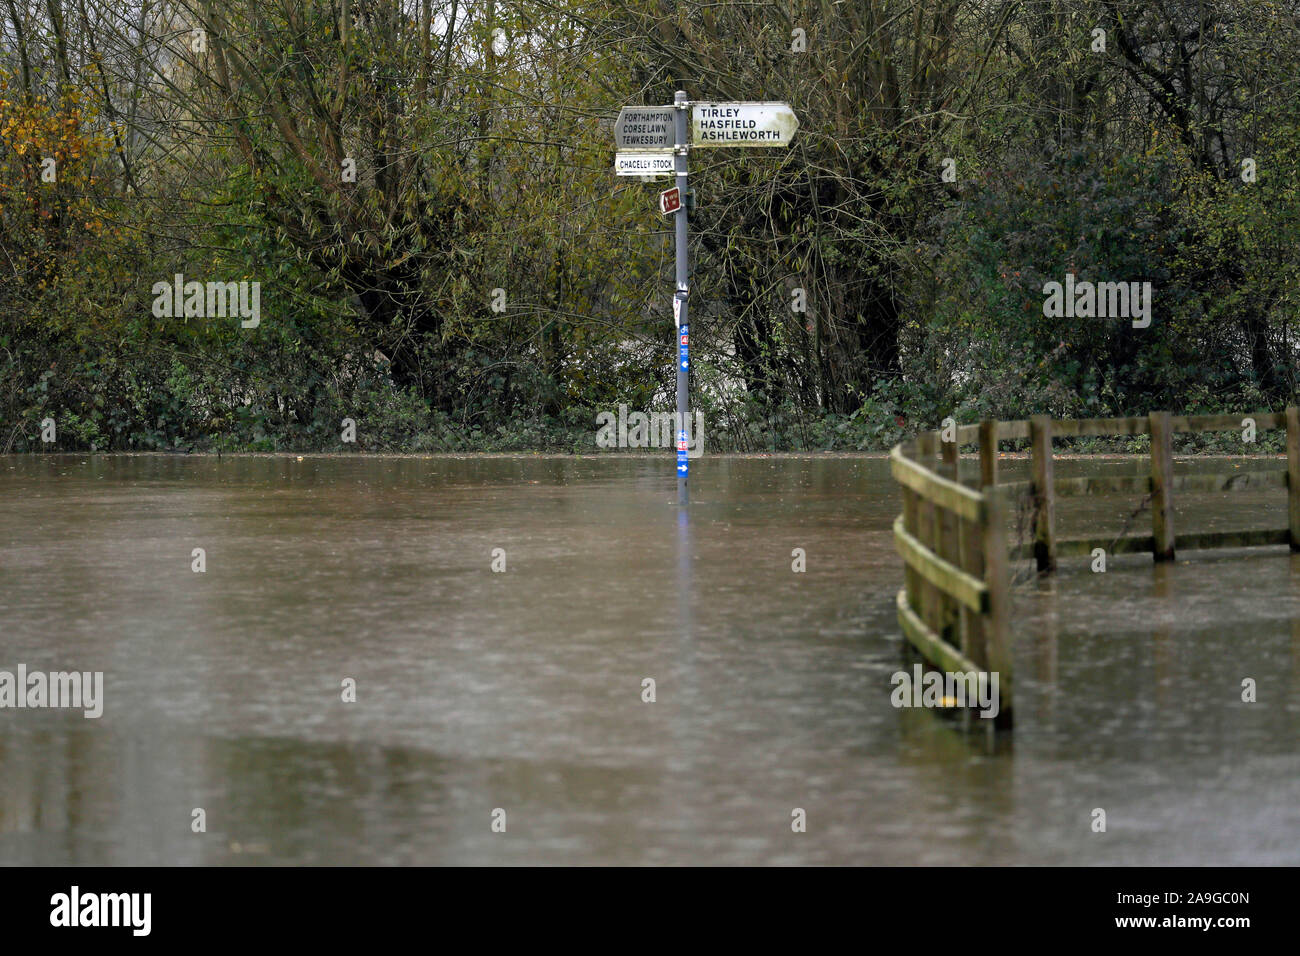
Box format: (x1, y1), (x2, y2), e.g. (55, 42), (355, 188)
(615, 93), (798, 505)
(672, 91), (691, 505)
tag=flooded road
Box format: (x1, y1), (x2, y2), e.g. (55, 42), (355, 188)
(1, 453), (1297, 864)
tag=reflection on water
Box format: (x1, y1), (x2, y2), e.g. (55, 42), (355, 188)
(1, 453), (1297, 864)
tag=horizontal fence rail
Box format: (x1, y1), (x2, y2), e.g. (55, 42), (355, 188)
(890, 407), (1300, 732)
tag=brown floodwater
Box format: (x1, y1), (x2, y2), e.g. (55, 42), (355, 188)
(1, 453), (1297, 864)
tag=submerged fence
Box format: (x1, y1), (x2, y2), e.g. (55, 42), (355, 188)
(891, 409), (1300, 728)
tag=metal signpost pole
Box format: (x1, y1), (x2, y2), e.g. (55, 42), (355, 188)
(673, 90), (690, 506)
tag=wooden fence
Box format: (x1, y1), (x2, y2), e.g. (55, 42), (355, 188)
(892, 408), (1300, 729)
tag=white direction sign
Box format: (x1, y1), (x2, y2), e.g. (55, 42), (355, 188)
(614, 152), (674, 177)
(691, 101), (799, 148)
(614, 106), (676, 151)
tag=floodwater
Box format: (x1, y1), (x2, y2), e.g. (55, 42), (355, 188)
(1, 453), (1297, 865)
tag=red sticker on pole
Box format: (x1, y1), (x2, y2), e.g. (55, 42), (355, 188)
(659, 186), (681, 215)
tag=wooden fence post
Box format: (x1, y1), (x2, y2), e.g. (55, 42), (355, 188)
(915, 431), (940, 632)
(940, 431), (964, 645)
(960, 498), (987, 669)
(982, 486), (1011, 722)
(979, 419), (998, 489)
(1030, 414), (1057, 573)
(1149, 410), (1175, 561)
(940, 430), (960, 483)
(900, 440), (921, 611)
(1287, 407), (1300, 551)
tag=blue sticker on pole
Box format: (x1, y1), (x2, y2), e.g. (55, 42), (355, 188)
(677, 428), (689, 475)
(678, 322), (689, 371)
